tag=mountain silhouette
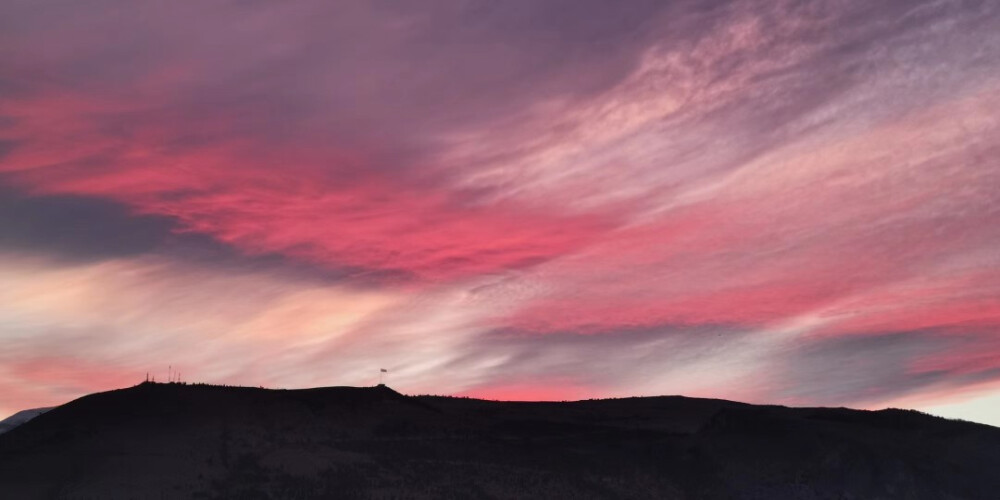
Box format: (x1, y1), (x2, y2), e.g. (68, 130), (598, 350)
(1, 382), (997, 499)
(0, 407), (51, 435)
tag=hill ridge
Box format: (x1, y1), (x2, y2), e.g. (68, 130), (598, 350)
(2, 383), (998, 499)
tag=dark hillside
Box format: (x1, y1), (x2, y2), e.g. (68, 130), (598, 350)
(1, 383), (997, 499)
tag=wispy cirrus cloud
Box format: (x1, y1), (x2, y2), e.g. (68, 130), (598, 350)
(1, 0), (999, 425)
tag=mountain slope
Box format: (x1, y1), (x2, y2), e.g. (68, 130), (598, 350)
(0, 407), (52, 435)
(0, 382), (997, 499)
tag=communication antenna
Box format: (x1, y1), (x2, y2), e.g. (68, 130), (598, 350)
(379, 368), (388, 386)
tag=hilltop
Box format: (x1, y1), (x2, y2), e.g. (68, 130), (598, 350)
(1, 382), (998, 499)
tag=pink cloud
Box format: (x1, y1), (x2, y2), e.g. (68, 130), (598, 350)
(0, 356), (142, 417)
(1, 0), (999, 426)
(0, 89), (615, 280)
(455, 381), (598, 402)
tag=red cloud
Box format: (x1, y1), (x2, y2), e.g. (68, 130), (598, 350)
(2, 0), (1000, 425)
(0, 90), (614, 280)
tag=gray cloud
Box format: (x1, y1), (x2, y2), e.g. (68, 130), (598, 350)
(777, 330), (1000, 407)
(0, 1), (670, 173)
(1, 0), (999, 424)
(0, 186), (175, 262)
(0, 184), (393, 285)
(439, 323), (757, 394)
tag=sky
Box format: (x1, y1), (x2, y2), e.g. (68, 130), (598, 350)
(1, 0), (999, 426)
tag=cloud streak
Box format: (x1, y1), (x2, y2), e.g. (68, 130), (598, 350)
(1, 0), (999, 425)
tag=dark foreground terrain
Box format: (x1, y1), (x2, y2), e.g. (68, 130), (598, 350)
(1, 383), (997, 499)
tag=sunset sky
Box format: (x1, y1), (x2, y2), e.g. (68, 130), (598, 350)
(1, 0), (999, 426)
